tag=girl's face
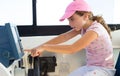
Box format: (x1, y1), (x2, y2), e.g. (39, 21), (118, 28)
(68, 13), (88, 31)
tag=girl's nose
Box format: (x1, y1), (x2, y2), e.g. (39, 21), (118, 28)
(69, 21), (72, 26)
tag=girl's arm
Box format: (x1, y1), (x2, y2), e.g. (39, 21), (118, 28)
(41, 30), (98, 54)
(40, 29), (80, 45)
(26, 29), (80, 57)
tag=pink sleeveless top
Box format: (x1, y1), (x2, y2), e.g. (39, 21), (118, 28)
(81, 21), (114, 69)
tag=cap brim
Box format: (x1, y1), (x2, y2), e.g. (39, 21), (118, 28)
(59, 11), (75, 21)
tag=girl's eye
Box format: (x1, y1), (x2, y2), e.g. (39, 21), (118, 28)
(70, 18), (74, 21)
(68, 17), (74, 21)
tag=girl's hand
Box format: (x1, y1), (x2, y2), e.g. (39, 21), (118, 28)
(31, 47), (44, 57)
(24, 47), (44, 57)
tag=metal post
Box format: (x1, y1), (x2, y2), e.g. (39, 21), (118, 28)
(33, 57), (41, 76)
(32, 0), (37, 26)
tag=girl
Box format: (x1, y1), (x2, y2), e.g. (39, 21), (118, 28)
(26, 0), (115, 76)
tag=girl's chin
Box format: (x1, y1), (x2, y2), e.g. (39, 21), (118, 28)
(74, 29), (80, 31)
(74, 28), (81, 31)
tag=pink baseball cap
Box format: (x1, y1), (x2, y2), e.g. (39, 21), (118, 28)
(59, 0), (91, 21)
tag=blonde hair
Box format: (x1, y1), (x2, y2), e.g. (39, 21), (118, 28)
(75, 11), (112, 39)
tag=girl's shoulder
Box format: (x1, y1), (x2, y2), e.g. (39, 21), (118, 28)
(86, 21), (105, 36)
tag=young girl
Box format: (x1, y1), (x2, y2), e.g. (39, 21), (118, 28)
(26, 0), (115, 76)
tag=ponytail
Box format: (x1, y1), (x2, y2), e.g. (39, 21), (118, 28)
(92, 15), (112, 39)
